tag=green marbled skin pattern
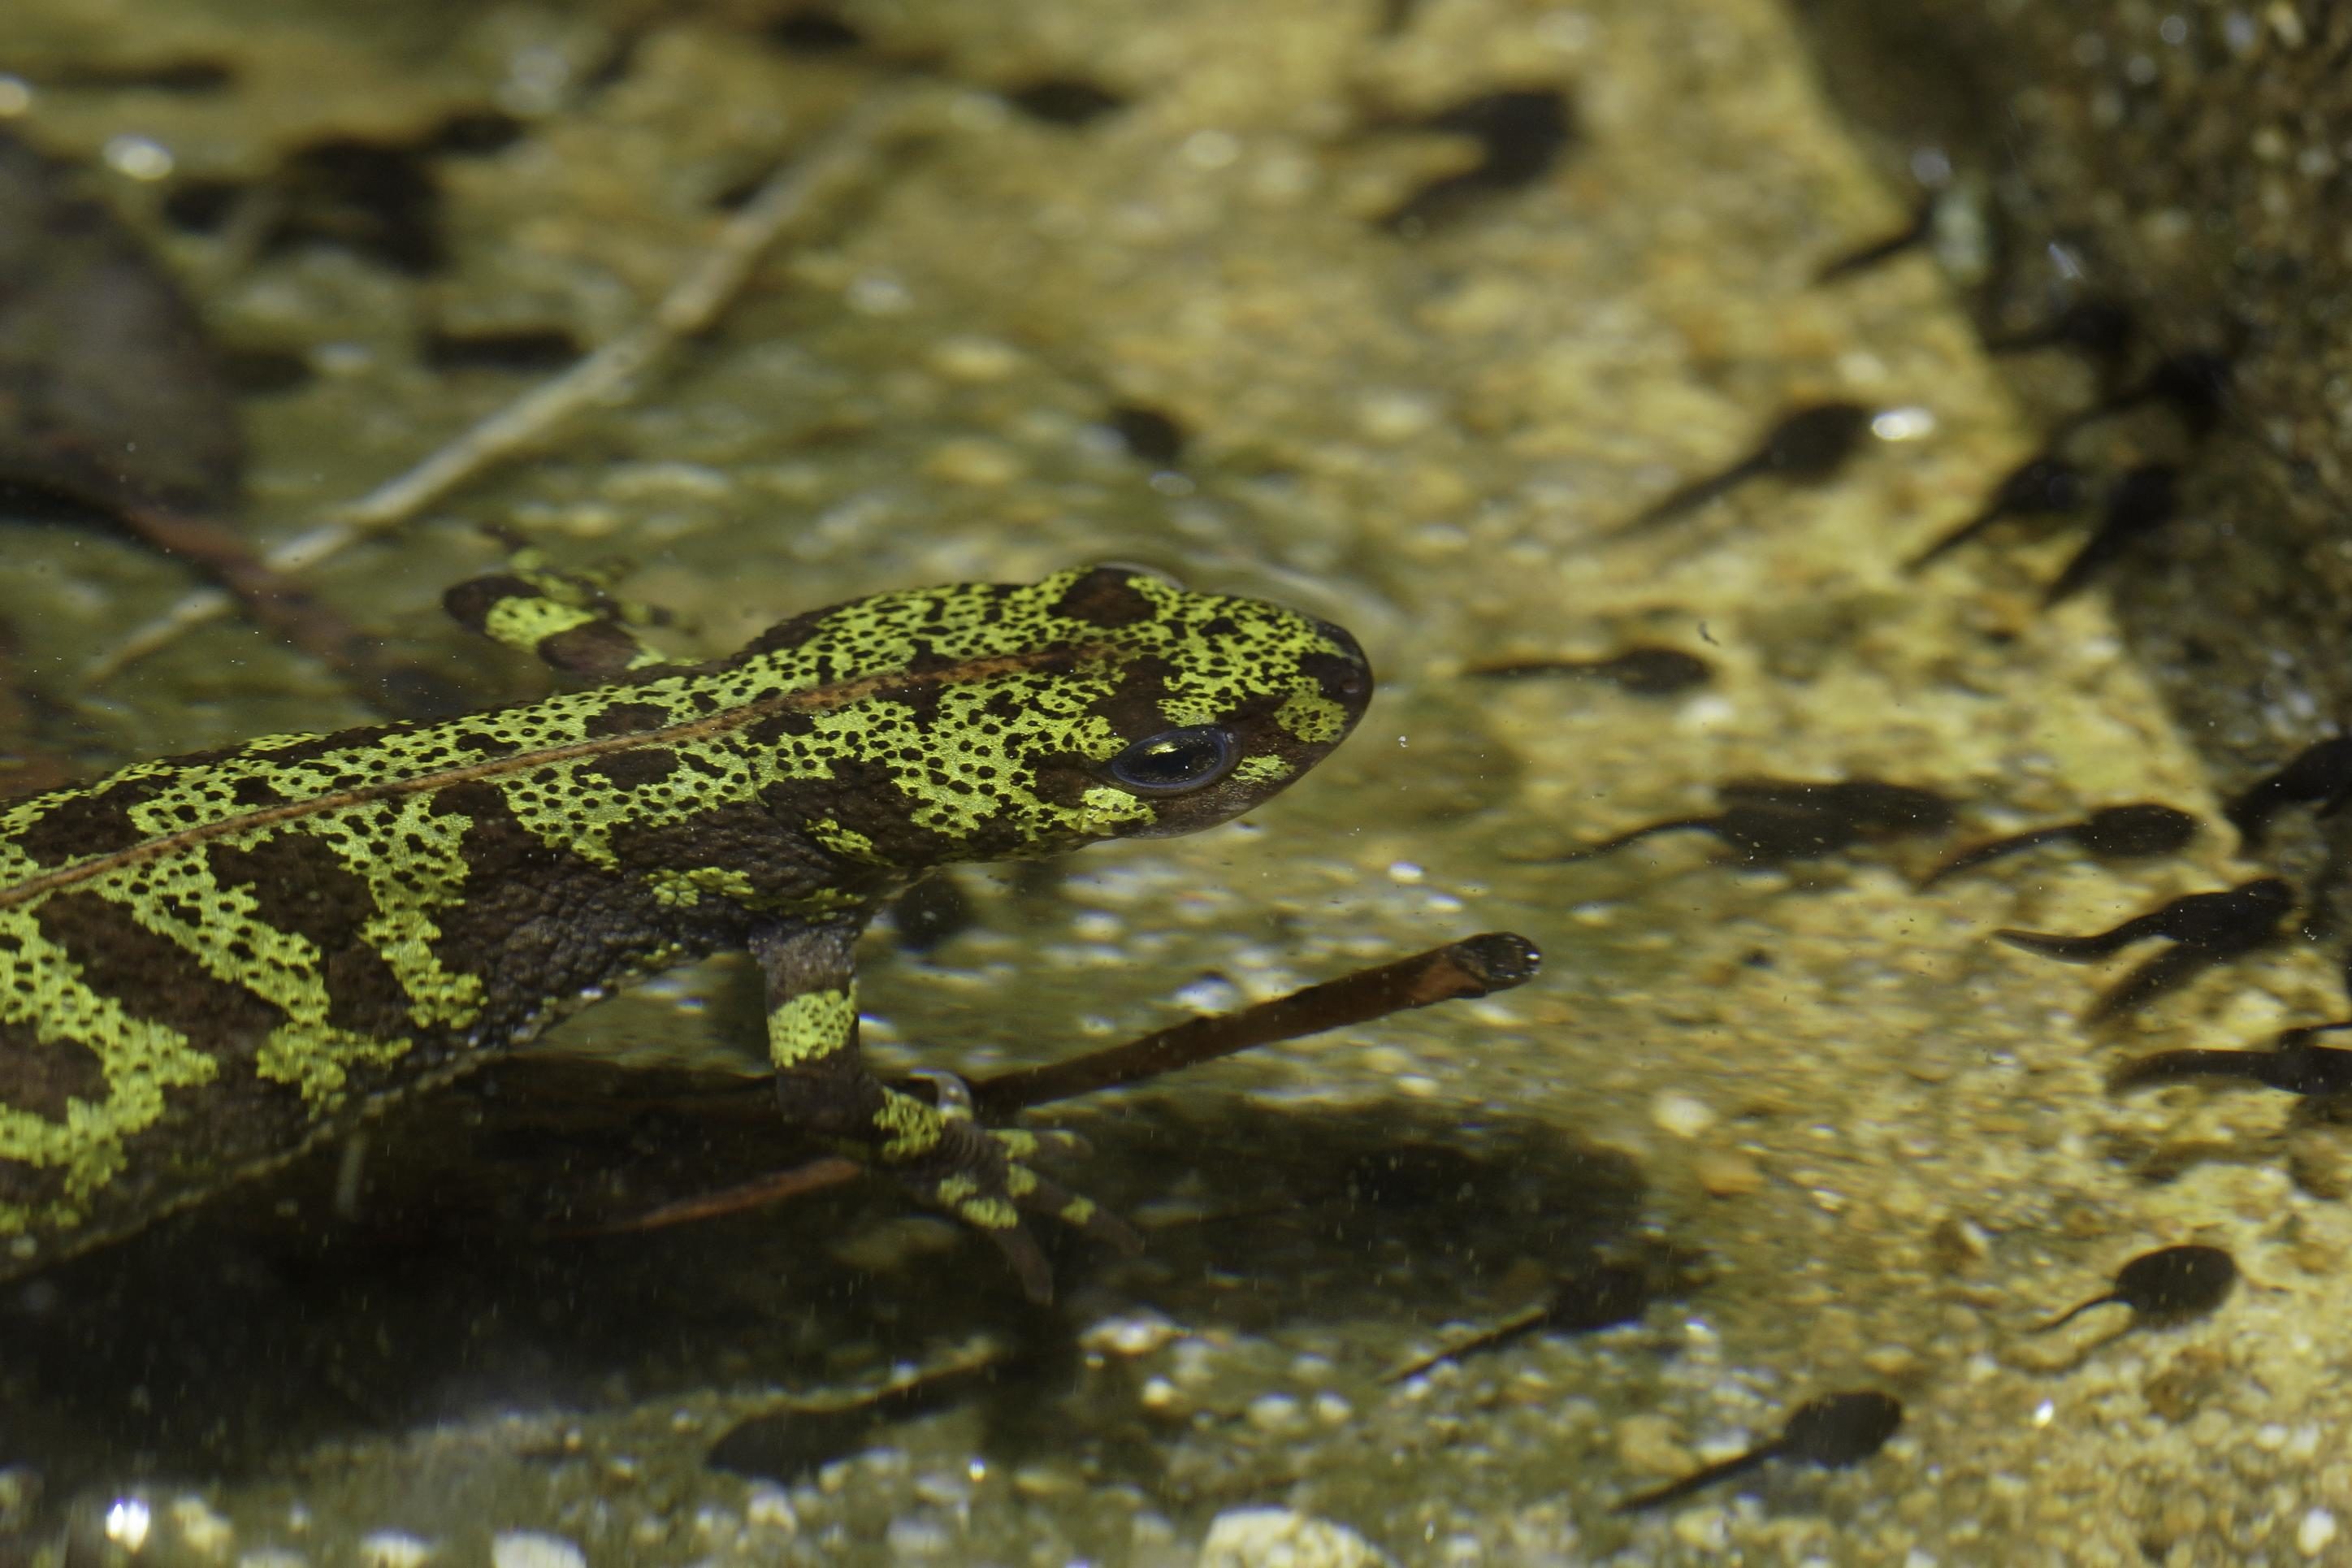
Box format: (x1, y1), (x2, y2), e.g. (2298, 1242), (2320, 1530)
(0, 566), (1370, 1277)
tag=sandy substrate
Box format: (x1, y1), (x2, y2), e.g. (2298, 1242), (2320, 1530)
(2, 1), (2343, 1563)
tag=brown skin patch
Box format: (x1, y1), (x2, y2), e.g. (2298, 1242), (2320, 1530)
(205, 835), (375, 955)
(448, 729), (519, 757)
(1300, 644), (1372, 707)
(34, 890), (284, 1068)
(735, 606), (832, 660)
(582, 703), (675, 741)
(441, 574), (536, 634)
(743, 708), (819, 748)
(205, 835), (416, 1039)
(540, 621), (646, 675)
(96, 1078), (320, 1245)
(424, 782), (702, 1037)
(319, 943), (418, 1040)
(1089, 652), (1189, 737)
(613, 802), (853, 911)
(1024, 752), (1105, 810)
(758, 764), (964, 867)
(259, 723), (407, 769)
(13, 778), (170, 866)
(1053, 567), (1159, 628)
(0, 1015), (109, 1121)
(0, 1152), (47, 1212)
(587, 747), (682, 790)
(227, 775), (289, 809)
(879, 669), (946, 729)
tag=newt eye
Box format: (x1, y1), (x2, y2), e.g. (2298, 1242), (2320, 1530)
(1107, 726), (1235, 793)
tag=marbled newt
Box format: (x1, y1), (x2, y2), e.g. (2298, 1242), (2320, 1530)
(0, 565), (1371, 1299)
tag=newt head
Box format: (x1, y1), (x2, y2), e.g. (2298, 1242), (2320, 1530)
(724, 564), (1371, 863)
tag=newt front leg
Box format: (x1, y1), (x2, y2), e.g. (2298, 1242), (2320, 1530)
(751, 918), (1135, 1302)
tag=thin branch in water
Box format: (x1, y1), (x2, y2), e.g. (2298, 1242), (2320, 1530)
(87, 92), (920, 685)
(968, 931), (1541, 1117)
(598, 933), (1544, 1234)
(587, 1155), (864, 1233)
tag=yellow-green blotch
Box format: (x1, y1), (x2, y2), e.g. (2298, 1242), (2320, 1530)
(1276, 690), (1351, 745)
(767, 986), (855, 1069)
(648, 865), (760, 907)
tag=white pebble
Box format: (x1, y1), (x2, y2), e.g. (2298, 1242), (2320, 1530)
(1356, 390), (1441, 443)
(103, 135), (175, 181)
(167, 1497), (234, 1557)
(357, 1533), (435, 1568)
(847, 273), (912, 315)
(743, 1484), (799, 1534)
(600, 461), (734, 503)
(1198, 1507), (1396, 1567)
(490, 1531), (586, 1568)
(1180, 129), (1241, 170)
(1070, 909), (1125, 942)
(1245, 1393), (1305, 1432)
(2301, 1508), (2338, 1556)
(104, 1499), (152, 1553)
(1651, 1090), (1717, 1138)
(927, 335), (1023, 381)
(1670, 1509), (1729, 1550)
(1081, 1310), (1184, 1356)
(1174, 975), (1243, 1014)
(884, 1516), (955, 1557)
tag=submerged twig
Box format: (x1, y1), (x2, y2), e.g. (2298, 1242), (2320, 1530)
(968, 931), (1540, 1116)
(604, 933), (1543, 1233)
(591, 1155), (863, 1234)
(88, 92), (918, 683)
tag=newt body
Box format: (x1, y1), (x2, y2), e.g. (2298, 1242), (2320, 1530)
(0, 565), (1369, 1293)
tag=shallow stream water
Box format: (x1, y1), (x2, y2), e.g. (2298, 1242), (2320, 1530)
(2, 3), (2342, 1564)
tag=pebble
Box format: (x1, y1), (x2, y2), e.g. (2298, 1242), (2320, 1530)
(490, 1531), (587, 1568)
(1012, 1463), (1083, 1498)
(884, 1516), (956, 1557)
(357, 1533), (435, 1568)
(1615, 1413), (1691, 1477)
(1693, 1147), (1764, 1196)
(1670, 1509), (1730, 1550)
(1863, 1345), (1920, 1377)
(599, 460), (734, 502)
(924, 437), (1027, 487)
(927, 335), (1024, 381)
(1245, 1393), (1306, 1432)
(2301, 1507), (2338, 1557)
(826, 1214), (962, 1274)
(1198, 1507), (1397, 1567)
(1081, 1310), (1185, 1357)
(1652, 1090), (1717, 1137)
(1355, 390), (1442, 444)
(1174, 973), (1244, 1013)
(167, 1497), (234, 1557)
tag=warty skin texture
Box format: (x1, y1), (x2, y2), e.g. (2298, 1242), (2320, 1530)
(0, 565), (1371, 1287)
